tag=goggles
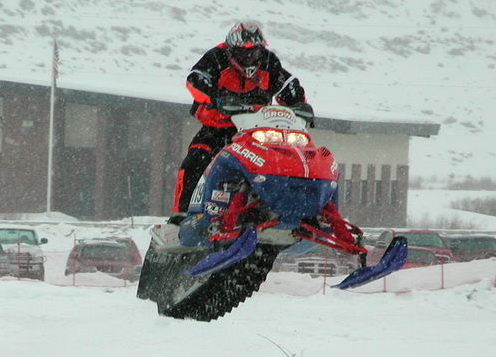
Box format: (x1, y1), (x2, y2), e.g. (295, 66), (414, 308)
(230, 46), (264, 67)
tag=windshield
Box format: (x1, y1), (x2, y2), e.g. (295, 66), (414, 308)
(80, 245), (126, 261)
(402, 232), (447, 248)
(0, 229), (38, 245)
(232, 106), (307, 132)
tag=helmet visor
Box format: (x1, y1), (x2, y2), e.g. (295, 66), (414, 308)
(230, 46), (264, 67)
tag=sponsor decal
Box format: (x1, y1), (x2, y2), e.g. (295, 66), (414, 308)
(330, 161), (338, 176)
(244, 66), (257, 78)
(229, 143), (265, 167)
(211, 190), (231, 203)
(262, 107), (295, 122)
(205, 202), (226, 216)
(190, 175), (206, 206)
(253, 174), (266, 183)
(190, 213), (204, 228)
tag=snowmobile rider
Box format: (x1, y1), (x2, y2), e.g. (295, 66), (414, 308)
(170, 22), (314, 224)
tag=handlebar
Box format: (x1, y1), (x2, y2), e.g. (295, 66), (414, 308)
(215, 96), (315, 127)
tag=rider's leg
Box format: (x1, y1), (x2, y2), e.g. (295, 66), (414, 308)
(170, 126), (237, 224)
(172, 147), (213, 215)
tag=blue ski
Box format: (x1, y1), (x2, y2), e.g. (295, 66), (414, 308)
(185, 228), (257, 277)
(333, 236), (408, 289)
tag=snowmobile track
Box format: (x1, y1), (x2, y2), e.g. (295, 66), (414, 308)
(149, 244), (281, 322)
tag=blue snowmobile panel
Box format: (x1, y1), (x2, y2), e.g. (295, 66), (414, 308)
(246, 173), (336, 228)
(179, 149), (338, 246)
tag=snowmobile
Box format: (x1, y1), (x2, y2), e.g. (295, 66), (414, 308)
(137, 103), (408, 321)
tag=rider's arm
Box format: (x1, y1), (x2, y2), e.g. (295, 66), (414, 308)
(186, 48), (222, 104)
(268, 52), (307, 106)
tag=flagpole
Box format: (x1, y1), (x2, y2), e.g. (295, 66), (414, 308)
(46, 39), (58, 214)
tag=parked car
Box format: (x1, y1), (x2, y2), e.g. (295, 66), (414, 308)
(65, 237), (142, 281)
(371, 229), (454, 265)
(444, 234), (496, 262)
(0, 243), (10, 277)
(0, 225), (48, 281)
(272, 240), (358, 277)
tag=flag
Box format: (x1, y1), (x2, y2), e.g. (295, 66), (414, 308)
(52, 39), (60, 82)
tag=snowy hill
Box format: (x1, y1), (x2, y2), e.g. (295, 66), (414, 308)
(0, 0), (495, 179)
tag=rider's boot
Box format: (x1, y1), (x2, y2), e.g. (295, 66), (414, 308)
(168, 212), (187, 226)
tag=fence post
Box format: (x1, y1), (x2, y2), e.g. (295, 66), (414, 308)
(323, 250), (329, 295)
(72, 235), (76, 287)
(441, 262), (445, 290)
(17, 230), (21, 280)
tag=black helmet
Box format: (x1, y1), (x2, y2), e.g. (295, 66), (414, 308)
(226, 22), (267, 77)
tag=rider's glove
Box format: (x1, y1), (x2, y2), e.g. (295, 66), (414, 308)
(215, 96), (255, 114)
(292, 102), (315, 128)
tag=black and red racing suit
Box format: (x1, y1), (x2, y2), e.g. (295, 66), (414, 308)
(172, 42), (308, 213)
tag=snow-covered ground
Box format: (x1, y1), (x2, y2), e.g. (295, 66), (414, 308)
(1, 271), (495, 357)
(1, 189), (496, 356)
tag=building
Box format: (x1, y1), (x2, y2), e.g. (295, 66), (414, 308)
(0, 79), (439, 226)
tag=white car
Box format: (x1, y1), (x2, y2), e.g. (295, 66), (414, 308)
(0, 225), (48, 281)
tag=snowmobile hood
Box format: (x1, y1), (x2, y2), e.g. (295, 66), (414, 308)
(224, 141), (338, 180)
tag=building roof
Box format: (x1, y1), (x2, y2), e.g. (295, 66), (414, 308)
(0, 79), (439, 137)
(315, 116), (439, 137)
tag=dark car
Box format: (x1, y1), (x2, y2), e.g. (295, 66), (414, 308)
(444, 235), (496, 262)
(65, 237), (142, 281)
(371, 229), (454, 265)
(0, 225), (48, 281)
(272, 240), (358, 277)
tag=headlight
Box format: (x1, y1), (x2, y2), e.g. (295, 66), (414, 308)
(286, 132), (309, 147)
(252, 130), (284, 144)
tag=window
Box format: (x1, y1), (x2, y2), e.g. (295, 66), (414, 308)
(0, 229), (37, 245)
(344, 180), (352, 204)
(80, 244), (126, 261)
(375, 181), (382, 206)
(128, 111), (151, 151)
(0, 97), (3, 153)
(402, 232), (447, 248)
(407, 250), (436, 265)
(360, 180), (368, 205)
(391, 180), (399, 207)
(460, 238), (496, 252)
(64, 103), (98, 148)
